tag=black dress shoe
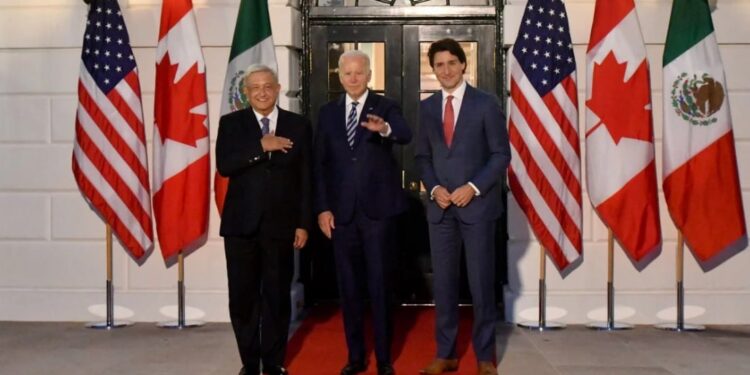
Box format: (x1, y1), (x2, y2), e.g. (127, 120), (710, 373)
(340, 361), (367, 375)
(264, 365), (289, 375)
(377, 363), (395, 375)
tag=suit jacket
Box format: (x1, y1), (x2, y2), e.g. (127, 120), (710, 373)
(416, 84), (511, 224)
(313, 92), (412, 224)
(216, 107), (312, 238)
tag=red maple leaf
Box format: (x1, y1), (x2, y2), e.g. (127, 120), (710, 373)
(155, 54), (208, 146)
(586, 52), (653, 144)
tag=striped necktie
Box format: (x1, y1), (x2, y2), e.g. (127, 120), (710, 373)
(346, 101), (359, 148)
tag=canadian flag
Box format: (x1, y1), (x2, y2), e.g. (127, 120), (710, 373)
(153, 0), (209, 262)
(585, 0), (661, 262)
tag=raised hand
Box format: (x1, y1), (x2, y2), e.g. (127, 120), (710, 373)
(361, 114), (388, 134)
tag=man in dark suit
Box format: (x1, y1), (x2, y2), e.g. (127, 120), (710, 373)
(313, 50), (411, 375)
(416, 39), (511, 375)
(216, 65), (312, 375)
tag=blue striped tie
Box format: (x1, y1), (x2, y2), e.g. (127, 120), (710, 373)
(346, 101), (359, 148)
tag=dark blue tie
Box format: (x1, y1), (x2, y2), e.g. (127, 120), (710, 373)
(346, 101), (358, 148)
(261, 117), (270, 135)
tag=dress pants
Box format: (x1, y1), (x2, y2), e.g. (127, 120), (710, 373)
(429, 207), (497, 362)
(224, 226), (294, 373)
(332, 210), (396, 365)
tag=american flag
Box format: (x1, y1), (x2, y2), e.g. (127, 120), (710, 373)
(72, 0), (153, 261)
(507, 0), (582, 271)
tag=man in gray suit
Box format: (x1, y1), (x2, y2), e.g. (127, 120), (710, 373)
(415, 38), (511, 375)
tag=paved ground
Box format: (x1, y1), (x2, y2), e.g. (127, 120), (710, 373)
(1, 319), (749, 374)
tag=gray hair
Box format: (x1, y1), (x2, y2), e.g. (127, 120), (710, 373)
(243, 64), (278, 84)
(338, 50), (371, 73)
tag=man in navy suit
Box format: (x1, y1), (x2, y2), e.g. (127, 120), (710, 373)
(313, 50), (411, 375)
(416, 39), (511, 375)
(216, 65), (311, 375)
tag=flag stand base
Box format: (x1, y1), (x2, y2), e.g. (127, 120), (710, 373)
(86, 278), (131, 329)
(517, 321), (566, 331)
(656, 243), (705, 333)
(517, 276), (566, 331)
(654, 323), (704, 332)
(157, 320), (205, 329)
(85, 320), (133, 330)
(157, 264), (204, 329)
(586, 321), (633, 331)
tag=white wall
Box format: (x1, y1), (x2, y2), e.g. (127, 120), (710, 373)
(0, 0), (748, 324)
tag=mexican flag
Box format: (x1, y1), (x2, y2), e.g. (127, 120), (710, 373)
(214, 0), (278, 214)
(662, 0), (746, 261)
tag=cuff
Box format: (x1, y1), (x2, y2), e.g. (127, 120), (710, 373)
(430, 185), (440, 200)
(379, 122), (392, 137)
(468, 182), (480, 196)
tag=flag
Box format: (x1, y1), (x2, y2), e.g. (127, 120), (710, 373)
(72, 0), (153, 261)
(508, 0), (582, 271)
(662, 0), (746, 261)
(585, 0), (661, 262)
(153, 0), (209, 261)
(214, 0), (278, 214)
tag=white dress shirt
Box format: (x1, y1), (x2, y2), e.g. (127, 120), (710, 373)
(252, 106), (279, 134)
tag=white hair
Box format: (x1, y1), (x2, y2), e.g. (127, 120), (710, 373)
(243, 64), (278, 83)
(338, 50), (371, 73)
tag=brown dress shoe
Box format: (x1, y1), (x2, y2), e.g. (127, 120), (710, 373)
(419, 358), (459, 374)
(477, 361), (497, 375)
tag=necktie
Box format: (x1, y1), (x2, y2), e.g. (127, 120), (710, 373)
(346, 101), (359, 148)
(443, 95), (455, 147)
(260, 117), (270, 135)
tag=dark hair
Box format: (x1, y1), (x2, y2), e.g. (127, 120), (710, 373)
(427, 38), (467, 70)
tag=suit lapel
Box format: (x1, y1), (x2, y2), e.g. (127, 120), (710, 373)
(426, 92), (449, 153)
(334, 94), (354, 153)
(274, 107), (289, 137)
(243, 108), (262, 140)
(353, 93), (379, 150)
(450, 84), (474, 149)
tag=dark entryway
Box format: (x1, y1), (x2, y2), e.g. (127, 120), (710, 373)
(300, 1), (508, 307)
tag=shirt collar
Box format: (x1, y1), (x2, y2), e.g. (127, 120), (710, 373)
(346, 90), (369, 107)
(252, 106), (278, 124)
(442, 79), (467, 102)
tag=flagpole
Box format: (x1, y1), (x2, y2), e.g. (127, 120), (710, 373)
(518, 245), (565, 330)
(656, 231), (704, 332)
(86, 224), (132, 329)
(158, 251), (204, 329)
(588, 229), (632, 330)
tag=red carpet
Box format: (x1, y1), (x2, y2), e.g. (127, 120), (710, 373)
(286, 306), (479, 374)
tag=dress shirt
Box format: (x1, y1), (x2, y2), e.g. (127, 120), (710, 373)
(252, 106), (279, 134)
